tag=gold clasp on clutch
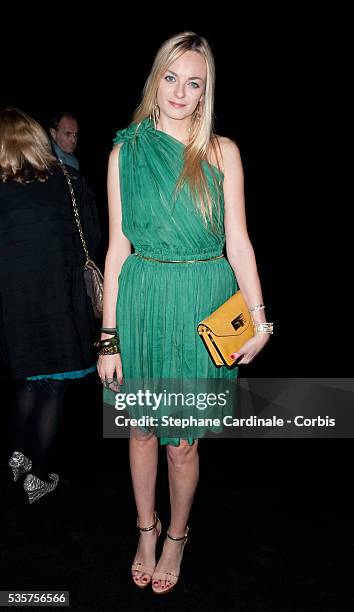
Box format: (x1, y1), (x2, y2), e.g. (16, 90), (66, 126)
(231, 314), (245, 331)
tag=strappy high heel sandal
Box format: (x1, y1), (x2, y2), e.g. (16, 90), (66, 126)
(131, 510), (162, 588)
(152, 525), (189, 595)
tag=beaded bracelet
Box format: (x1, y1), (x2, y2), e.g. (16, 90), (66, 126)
(96, 344), (120, 355)
(249, 304), (265, 313)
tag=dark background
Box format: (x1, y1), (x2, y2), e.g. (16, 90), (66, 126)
(3, 14), (346, 377)
(1, 13), (352, 611)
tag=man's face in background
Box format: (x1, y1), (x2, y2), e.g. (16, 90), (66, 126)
(50, 116), (78, 153)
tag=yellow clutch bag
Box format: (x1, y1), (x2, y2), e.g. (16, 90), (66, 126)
(197, 291), (254, 367)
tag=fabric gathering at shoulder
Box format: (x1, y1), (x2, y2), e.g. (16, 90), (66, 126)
(112, 119), (157, 147)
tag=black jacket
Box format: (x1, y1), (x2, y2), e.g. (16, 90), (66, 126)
(0, 165), (101, 380)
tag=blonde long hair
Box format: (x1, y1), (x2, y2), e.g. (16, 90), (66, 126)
(133, 31), (223, 226)
(0, 107), (57, 183)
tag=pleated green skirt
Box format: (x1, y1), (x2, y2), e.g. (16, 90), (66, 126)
(103, 252), (238, 445)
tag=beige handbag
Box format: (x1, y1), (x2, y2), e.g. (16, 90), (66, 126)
(60, 163), (104, 319)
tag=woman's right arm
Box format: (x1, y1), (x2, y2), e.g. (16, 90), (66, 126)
(97, 144), (131, 384)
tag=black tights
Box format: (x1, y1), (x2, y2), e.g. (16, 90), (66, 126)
(12, 378), (69, 481)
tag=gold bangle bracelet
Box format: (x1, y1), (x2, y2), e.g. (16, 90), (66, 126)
(94, 336), (120, 354)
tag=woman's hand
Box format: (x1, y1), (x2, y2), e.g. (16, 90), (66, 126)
(230, 333), (270, 365)
(97, 353), (123, 387)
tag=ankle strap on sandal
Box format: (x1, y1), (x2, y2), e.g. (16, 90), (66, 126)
(166, 525), (189, 541)
(136, 510), (158, 531)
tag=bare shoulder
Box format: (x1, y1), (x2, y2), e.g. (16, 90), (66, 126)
(109, 142), (123, 163)
(208, 135), (241, 173)
(216, 135), (241, 161)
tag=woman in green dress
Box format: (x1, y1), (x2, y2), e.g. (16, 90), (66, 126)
(97, 32), (272, 594)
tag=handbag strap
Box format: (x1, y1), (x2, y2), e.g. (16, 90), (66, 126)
(59, 162), (90, 263)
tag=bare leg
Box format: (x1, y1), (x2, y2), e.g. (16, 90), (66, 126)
(152, 439), (199, 591)
(129, 427), (159, 586)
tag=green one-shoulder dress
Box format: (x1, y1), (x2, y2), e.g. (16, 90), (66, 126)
(103, 119), (238, 445)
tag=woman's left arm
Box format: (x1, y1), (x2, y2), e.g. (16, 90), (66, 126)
(222, 137), (271, 364)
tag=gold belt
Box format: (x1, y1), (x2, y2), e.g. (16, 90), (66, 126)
(135, 253), (224, 264)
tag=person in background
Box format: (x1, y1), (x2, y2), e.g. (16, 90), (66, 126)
(0, 107), (101, 504)
(48, 111), (79, 170)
